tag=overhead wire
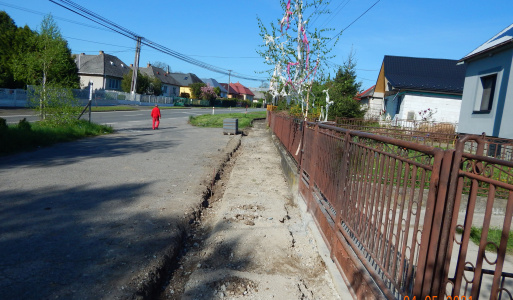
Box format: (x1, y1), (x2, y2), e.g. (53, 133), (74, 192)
(49, 0), (265, 82)
(328, 0), (381, 43)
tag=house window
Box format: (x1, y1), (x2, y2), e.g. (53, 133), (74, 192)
(107, 78), (121, 90)
(474, 74), (497, 113)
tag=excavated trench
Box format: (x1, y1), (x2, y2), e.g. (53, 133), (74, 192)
(129, 134), (242, 300)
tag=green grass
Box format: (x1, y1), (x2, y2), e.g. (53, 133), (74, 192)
(455, 226), (513, 254)
(189, 111), (267, 129)
(0, 120), (113, 156)
(90, 105), (138, 112)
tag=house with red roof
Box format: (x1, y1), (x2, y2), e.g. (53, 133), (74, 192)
(221, 82), (255, 101)
(220, 83), (239, 99)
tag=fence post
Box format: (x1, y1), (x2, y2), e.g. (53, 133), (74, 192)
(306, 123), (320, 211)
(334, 130), (352, 227)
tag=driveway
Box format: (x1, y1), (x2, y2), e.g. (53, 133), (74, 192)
(0, 111), (237, 299)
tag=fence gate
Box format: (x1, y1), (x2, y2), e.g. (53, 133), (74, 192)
(267, 112), (513, 299)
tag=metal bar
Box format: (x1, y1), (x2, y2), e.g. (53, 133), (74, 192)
(471, 184), (496, 298)
(491, 191), (513, 299)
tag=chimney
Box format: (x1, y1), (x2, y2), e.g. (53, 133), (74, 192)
(81, 53), (85, 55)
(130, 64), (133, 67)
(147, 62), (151, 67)
(99, 50), (104, 55)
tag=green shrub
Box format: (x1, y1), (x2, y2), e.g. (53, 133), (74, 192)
(0, 118), (7, 131)
(17, 118), (31, 131)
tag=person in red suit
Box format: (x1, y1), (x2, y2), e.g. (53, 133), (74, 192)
(151, 104), (161, 130)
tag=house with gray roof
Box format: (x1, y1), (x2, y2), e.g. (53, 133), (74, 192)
(201, 78), (228, 98)
(139, 63), (181, 97)
(74, 51), (131, 91)
(168, 73), (203, 98)
(457, 23), (513, 139)
(374, 55), (466, 123)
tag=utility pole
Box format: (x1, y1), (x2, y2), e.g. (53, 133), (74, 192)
(130, 36), (142, 95)
(227, 70), (232, 98)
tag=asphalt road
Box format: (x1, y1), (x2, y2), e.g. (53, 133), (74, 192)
(0, 107), (264, 126)
(0, 107), (255, 299)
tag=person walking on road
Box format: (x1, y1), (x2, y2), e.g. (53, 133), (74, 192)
(151, 104), (161, 130)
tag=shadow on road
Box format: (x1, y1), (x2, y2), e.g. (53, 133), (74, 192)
(0, 134), (178, 168)
(0, 182), (185, 299)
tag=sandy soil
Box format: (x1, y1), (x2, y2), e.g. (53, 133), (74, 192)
(157, 120), (342, 299)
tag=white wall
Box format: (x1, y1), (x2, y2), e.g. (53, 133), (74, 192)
(362, 97), (383, 119)
(385, 92), (461, 123)
(79, 75), (105, 90)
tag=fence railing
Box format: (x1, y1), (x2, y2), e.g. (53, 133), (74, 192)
(335, 117), (459, 148)
(268, 111), (513, 299)
(0, 87), (177, 107)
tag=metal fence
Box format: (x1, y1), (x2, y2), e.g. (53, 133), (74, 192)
(268, 111), (513, 299)
(335, 117), (459, 148)
(0, 87), (177, 107)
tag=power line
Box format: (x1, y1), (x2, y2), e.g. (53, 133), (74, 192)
(49, 0), (265, 82)
(329, 0), (381, 43)
(0, 1), (111, 32)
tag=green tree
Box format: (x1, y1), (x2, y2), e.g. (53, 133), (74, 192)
(121, 71), (151, 94)
(12, 14), (79, 89)
(12, 14), (79, 120)
(328, 52), (366, 119)
(190, 82), (206, 99)
(0, 11), (17, 88)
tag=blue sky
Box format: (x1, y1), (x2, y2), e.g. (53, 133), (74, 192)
(1, 0), (512, 90)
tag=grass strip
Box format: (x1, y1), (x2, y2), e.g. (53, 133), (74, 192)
(0, 120), (113, 156)
(189, 111), (267, 129)
(90, 106), (138, 112)
(456, 226), (513, 254)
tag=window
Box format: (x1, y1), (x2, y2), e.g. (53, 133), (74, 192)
(107, 78), (120, 90)
(475, 74), (497, 113)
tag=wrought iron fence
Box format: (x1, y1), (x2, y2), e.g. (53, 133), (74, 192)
(268, 111), (513, 299)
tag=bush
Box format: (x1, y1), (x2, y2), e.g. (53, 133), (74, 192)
(0, 118), (7, 131)
(17, 118), (31, 131)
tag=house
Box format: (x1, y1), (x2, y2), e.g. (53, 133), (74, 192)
(457, 23), (513, 139)
(74, 51), (131, 90)
(201, 78), (228, 98)
(374, 55), (466, 123)
(355, 85), (378, 118)
(168, 72), (203, 97)
(229, 82), (255, 101)
(139, 63), (181, 97)
(248, 87), (268, 102)
(220, 83), (239, 99)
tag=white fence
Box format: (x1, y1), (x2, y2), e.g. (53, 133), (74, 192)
(0, 87), (176, 107)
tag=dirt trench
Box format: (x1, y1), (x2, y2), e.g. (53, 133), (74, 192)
(139, 121), (341, 300)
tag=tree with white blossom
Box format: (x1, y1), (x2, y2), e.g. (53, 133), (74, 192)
(257, 0), (336, 119)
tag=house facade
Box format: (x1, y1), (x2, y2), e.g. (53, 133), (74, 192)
(139, 64), (181, 97)
(74, 51), (131, 91)
(356, 85), (380, 118)
(230, 82), (255, 101)
(457, 23), (513, 139)
(202, 78), (228, 98)
(374, 55), (466, 123)
(168, 73), (203, 98)
(220, 83), (239, 99)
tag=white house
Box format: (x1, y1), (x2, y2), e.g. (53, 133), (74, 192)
(373, 55), (466, 123)
(74, 51), (131, 90)
(457, 23), (513, 139)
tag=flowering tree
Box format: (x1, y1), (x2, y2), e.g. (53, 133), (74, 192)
(200, 84), (217, 101)
(257, 0), (336, 118)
